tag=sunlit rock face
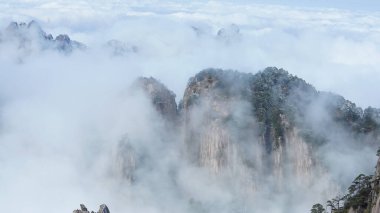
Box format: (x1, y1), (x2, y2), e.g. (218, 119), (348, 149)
(180, 67), (380, 189)
(181, 69), (259, 193)
(271, 127), (314, 188)
(182, 69), (252, 169)
(181, 69), (313, 181)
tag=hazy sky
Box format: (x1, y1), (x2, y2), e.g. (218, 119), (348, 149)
(237, 0), (380, 11)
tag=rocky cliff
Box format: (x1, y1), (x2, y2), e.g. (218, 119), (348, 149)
(180, 68), (379, 188)
(109, 77), (178, 183)
(108, 67), (379, 189)
(82, 68), (379, 211)
(135, 77), (178, 122)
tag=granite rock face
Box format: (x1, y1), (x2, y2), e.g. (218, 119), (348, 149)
(181, 68), (380, 187)
(68, 68), (379, 211)
(135, 77), (178, 122)
(181, 68), (314, 187)
(107, 68), (379, 195)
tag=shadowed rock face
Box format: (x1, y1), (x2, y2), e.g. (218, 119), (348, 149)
(54, 34), (85, 53)
(1, 21), (85, 54)
(135, 77), (178, 122)
(109, 77), (178, 184)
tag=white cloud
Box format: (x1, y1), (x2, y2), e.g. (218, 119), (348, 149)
(0, 1), (379, 212)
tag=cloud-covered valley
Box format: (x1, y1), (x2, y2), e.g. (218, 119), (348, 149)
(1, 0), (380, 107)
(0, 1), (380, 213)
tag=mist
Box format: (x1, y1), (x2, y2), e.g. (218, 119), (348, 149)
(0, 1), (379, 213)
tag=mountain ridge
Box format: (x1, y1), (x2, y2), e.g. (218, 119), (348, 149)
(1, 20), (86, 53)
(133, 67), (379, 186)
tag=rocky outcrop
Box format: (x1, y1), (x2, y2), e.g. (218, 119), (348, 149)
(72, 68), (379, 210)
(135, 77), (178, 122)
(0, 20), (85, 54)
(98, 204), (110, 213)
(73, 204), (91, 213)
(182, 70), (252, 170)
(73, 204), (109, 213)
(108, 77), (178, 184)
(54, 34), (85, 53)
(181, 68), (379, 188)
(182, 69), (312, 173)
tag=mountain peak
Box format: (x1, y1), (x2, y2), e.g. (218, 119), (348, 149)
(135, 77), (178, 122)
(1, 20), (86, 54)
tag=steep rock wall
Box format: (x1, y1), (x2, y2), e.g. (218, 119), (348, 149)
(181, 68), (317, 188)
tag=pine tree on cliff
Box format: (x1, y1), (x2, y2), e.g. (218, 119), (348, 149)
(311, 203), (325, 213)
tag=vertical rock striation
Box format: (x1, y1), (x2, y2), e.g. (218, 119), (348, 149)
(181, 67), (379, 190)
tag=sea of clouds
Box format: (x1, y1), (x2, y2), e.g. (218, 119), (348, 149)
(0, 1), (379, 212)
(0, 0), (380, 107)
